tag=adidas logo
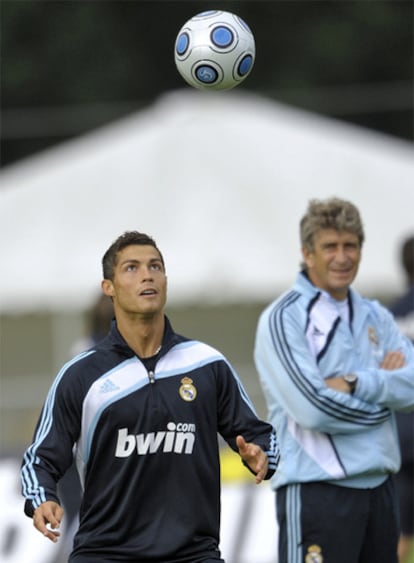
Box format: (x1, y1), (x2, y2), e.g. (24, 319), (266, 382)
(100, 379), (120, 393)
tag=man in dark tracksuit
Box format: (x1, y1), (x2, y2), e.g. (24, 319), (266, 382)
(21, 231), (279, 563)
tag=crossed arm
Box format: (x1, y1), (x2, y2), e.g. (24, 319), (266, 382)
(325, 351), (406, 393)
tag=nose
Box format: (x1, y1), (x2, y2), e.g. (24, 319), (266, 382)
(141, 266), (154, 280)
(335, 245), (349, 263)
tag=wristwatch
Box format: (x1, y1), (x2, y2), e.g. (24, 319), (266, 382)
(343, 373), (358, 394)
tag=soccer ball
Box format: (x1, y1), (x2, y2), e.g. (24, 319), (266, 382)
(174, 10), (255, 91)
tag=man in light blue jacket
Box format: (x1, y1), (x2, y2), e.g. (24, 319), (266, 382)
(254, 197), (414, 563)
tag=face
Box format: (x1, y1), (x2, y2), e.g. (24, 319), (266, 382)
(302, 229), (361, 300)
(102, 245), (167, 318)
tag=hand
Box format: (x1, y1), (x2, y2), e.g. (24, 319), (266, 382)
(381, 351), (406, 370)
(33, 501), (64, 543)
(236, 435), (268, 484)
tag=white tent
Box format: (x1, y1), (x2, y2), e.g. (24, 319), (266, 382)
(0, 89), (413, 313)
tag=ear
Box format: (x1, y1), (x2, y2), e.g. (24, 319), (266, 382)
(302, 246), (314, 270)
(101, 279), (114, 298)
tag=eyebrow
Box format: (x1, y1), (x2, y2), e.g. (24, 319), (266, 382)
(320, 240), (359, 248)
(120, 258), (163, 266)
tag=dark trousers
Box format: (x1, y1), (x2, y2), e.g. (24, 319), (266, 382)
(69, 556), (224, 563)
(276, 477), (399, 563)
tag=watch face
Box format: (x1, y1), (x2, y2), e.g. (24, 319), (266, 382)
(345, 374), (357, 384)
(344, 374), (357, 394)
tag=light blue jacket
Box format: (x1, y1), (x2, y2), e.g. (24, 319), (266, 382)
(254, 272), (414, 490)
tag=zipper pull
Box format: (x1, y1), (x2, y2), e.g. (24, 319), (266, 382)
(148, 370), (155, 384)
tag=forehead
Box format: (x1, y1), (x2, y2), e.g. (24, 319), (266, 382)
(313, 229), (360, 245)
(116, 244), (162, 263)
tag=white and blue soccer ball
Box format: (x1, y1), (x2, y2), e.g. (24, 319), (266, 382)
(174, 10), (255, 91)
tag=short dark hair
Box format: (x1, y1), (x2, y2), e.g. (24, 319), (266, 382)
(102, 231), (165, 280)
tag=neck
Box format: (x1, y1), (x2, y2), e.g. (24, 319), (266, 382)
(116, 312), (165, 358)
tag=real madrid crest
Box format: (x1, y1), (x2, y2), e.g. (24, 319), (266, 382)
(368, 326), (379, 346)
(305, 544), (323, 563)
(179, 377), (197, 402)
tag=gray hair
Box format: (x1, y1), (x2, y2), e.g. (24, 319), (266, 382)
(300, 197), (365, 256)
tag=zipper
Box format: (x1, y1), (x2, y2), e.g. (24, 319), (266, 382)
(148, 370), (155, 384)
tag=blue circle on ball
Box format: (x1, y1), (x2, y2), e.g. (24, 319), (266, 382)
(211, 26), (234, 48)
(176, 32), (189, 55)
(195, 65), (218, 84)
(238, 55), (253, 76)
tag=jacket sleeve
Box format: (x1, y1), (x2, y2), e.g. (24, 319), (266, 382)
(354, 304), (414, 411)
(254, 303), (391, 435)
(21, 362), (83, 517)
(215, 359), (280, 479)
